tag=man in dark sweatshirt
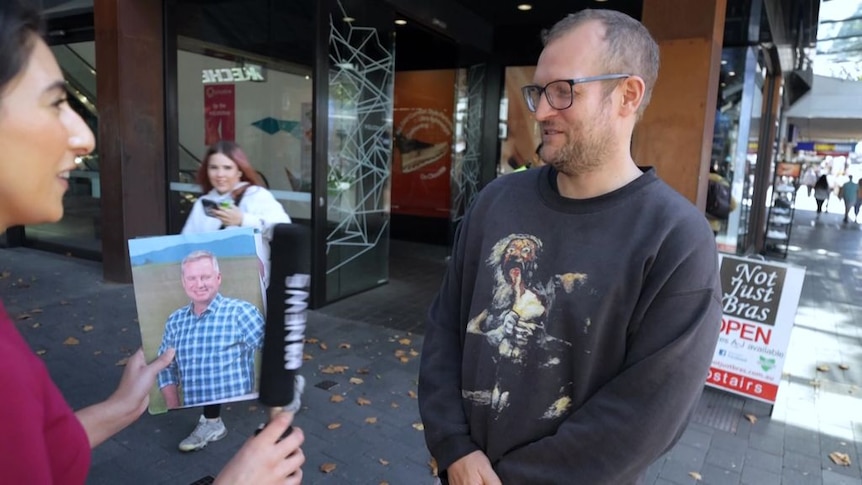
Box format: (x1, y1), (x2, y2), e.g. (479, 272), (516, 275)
(418, 9), (722, 485)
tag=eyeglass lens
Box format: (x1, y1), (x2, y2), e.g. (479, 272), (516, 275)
(525, 80), (573, 112)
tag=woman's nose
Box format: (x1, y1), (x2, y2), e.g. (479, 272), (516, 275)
(66, 107), (95, 155)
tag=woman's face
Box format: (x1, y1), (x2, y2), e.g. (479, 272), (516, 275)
(0, 37), (95, 229)
(206, 152), (242, 194)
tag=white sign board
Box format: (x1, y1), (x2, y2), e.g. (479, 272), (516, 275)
(706, 254), (805, 403)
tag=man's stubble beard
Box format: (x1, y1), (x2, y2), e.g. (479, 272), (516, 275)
(544, 99), (614, 177)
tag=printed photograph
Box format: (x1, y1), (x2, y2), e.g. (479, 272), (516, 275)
(128, 228), (265, 414)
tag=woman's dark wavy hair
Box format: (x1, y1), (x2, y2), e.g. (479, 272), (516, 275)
(197, 140), (264, 193)
(0, 0), (43, 96)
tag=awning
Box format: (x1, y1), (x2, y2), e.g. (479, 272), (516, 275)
(785, 75), (862, 141)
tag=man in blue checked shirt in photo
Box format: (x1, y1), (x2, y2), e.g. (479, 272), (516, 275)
(157, 250), (264, 452)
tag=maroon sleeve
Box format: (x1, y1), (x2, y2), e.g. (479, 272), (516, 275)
(0, 308), (90, 485)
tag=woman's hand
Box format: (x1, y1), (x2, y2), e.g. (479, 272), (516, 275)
(213, 204), (245, 227)
(111, 348), (176, 418)
(215, 412), (305, 485)
(75, 348), (176, 448)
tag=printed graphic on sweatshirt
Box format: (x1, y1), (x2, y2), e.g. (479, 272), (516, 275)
(465, 234), (586, 419)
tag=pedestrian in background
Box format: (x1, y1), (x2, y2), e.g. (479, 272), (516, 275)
(0, 1), (304, 482)
(840, 175), (859, 223)
(177, 140), (306, 452)
(814, 174), (830, 216)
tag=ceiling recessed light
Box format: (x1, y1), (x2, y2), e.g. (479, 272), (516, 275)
(395, 19), (407, 25)
(343, 16), (355, 23)
(721, 59), (728, 65)
(594, 0), (609, 3)
(728, 71), (736, 76)
(517, 4), (532, 11)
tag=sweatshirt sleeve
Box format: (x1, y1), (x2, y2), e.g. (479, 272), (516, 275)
(418, 218), (481, 472)
(181, 199), (207, 234)
(240, 187), (291, 235)
(495, 229), (722, 484)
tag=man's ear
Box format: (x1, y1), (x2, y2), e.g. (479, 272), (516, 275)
(619, 75), (646, 116)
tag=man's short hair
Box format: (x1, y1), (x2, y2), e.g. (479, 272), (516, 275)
(542, 9), (660, 117)
(181, 250), (220, 276)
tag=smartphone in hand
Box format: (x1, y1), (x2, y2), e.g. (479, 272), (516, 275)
(201, 198), (219, 216)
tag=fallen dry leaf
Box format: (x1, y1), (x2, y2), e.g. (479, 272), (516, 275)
(31, 322), (40, 328)
(408, 390), (418, 399)
(378, 458), (389, 466)
(394, 349), (406, 358)
(398, 338), (411, 345)
(409, 349), (419, 357)
(829, 451), (851, 466)
(744, 414), (757, 424)
(30, 308), (43, 314)
(327, 423), (342, 430)
(93, 350), (102, 355)
(399, 356), (410, 364)
(839, 363), (850, 370)
(319, 342), (328, 350)
(429, 457), (438, 477)
(330, 394), (345, 403)
(412, 422), (425, 431)
(115, 357), (129, 366)
(380, 482), (389, 485)
(349, 377), (364, 385)
(36, 349), (47, 356)
(688, 471), (702, 481)
(320, 463), (337, 473)
(0, 270), (11, 279)
(63, 337), (80, 345)
(303, 353), (313, 361)
(17, 313), (31, 320)
(82, 325), (94, 332)
(305, 337), (319, 344)
(356, 367), (370, 374)
(357, 397), (372, 406)
(365, 417), (378, 424)
(321, 364), (349, 374)
(339, 342), (352, 349)
(817, 364), (830, 372)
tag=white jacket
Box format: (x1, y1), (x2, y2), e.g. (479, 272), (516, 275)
(182, 183), (291, 285)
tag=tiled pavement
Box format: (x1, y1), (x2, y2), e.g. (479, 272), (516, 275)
(1, 199), (860, 484)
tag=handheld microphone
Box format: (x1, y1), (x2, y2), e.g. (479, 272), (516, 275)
(259, 223), (310, 412)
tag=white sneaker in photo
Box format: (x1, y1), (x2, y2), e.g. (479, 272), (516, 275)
(178, 416), (227, 452)
(285, 374), (306, 413)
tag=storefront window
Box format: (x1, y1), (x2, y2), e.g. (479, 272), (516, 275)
(170, 0), (315, 230)
(324, 0), (395, 301)
(498, 66), (540, 175)
(711, 46), (760, 254)
(25, 41), (100, 254)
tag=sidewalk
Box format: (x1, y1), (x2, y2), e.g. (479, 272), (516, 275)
(0, 203), (860, 484)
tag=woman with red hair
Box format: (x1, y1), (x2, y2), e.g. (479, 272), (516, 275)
(183, 140), (291, 285)
(179, 140), (303, 453)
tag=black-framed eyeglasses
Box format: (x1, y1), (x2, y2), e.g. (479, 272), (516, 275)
(521, 74), (631, 112)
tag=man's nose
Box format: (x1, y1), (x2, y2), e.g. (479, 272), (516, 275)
(533, 95), (557, 122)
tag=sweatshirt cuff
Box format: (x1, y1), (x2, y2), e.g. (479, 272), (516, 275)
(240, 213), (261, 228)
(430, 434), (481, 472)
